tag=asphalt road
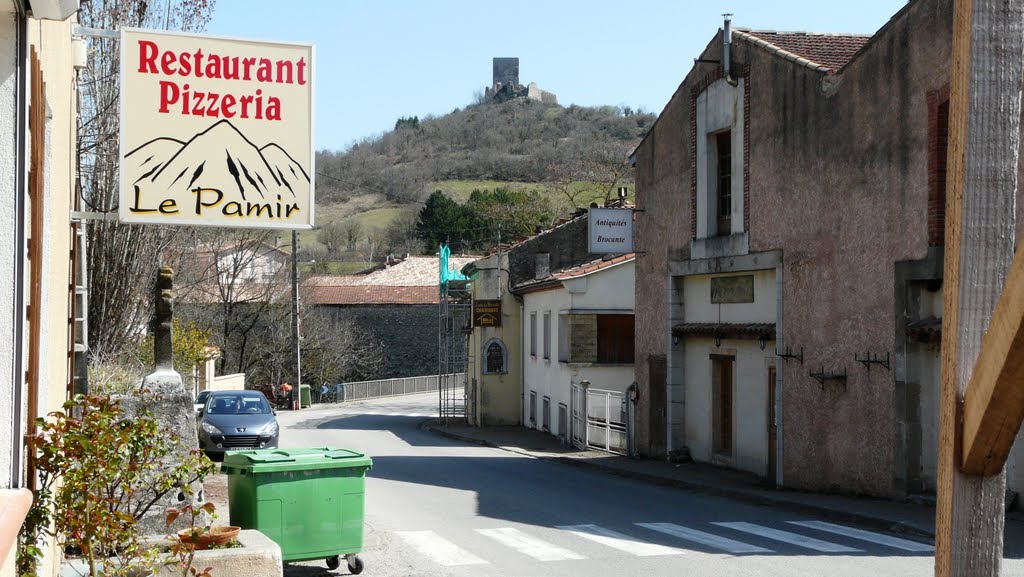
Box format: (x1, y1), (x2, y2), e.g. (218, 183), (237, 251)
(269, 392), (1024, 577)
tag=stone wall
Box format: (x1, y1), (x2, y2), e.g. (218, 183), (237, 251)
(324, 304), (465, 379)
(508, 215), (590, 286)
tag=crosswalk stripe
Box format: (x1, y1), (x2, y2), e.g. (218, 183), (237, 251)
(395, 530), (488, 566)
(713, 522), (862, 553)
(636, 522), (773, 554)
(477, 527), (585, 561)
(787, 521), (934, 552)
(556, 524), (684, 557)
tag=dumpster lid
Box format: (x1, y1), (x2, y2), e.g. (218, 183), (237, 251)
(222, 447), (372, 472)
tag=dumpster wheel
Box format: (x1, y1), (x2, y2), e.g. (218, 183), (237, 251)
(346, 554), (364, 575)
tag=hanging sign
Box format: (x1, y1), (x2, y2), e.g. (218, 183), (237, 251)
(588, 207), (633, 254)
(119, 28), (315, 229)
(474, 300), (502, 327)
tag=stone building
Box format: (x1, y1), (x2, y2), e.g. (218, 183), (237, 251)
(463, 205), (636, 442)
(484, 57), (557, 104)
(305, 255), (475, 380)
(631, 0), (1024, 500)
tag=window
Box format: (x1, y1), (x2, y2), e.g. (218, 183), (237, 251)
(597, 314), (635, 364)
(529, 391), (537, 426)
(542, 396), (551, 431)
(693, 77), (745, 251)
(530, 312), (537, 358)
(483, 339), (507, 374)
(543, 312), (551, 360)
(712, 355), (735, 456)
(715, 130), (732, 235)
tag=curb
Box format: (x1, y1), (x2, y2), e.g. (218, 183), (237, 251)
(426, 423), (936, 542)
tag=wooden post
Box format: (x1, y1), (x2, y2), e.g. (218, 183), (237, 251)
(935, 0), (1024, 575)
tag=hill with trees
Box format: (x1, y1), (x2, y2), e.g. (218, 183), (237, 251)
(307, 97), (656, 263)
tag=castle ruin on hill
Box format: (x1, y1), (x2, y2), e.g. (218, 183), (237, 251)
(484, 57), (558, 104)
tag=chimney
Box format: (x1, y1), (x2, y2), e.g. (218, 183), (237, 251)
(722, 14), (733, 83)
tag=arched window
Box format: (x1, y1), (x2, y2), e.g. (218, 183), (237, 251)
(483, 338), (508, 374)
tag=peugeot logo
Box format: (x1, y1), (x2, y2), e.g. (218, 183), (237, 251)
(236, 427), (246, 432)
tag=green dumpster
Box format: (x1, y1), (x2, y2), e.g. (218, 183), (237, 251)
(298, 384), (312, 408)
(221, 447), (373, 574)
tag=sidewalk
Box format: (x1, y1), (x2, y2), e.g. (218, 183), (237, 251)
(426, 420), (943, 540)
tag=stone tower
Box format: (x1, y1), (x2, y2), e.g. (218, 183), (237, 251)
(492, 57), (519, 89)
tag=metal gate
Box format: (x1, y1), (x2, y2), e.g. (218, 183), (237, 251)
(571, 382), (629, 455)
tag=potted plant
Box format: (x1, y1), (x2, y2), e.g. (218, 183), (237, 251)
(17, 394), (216, 577)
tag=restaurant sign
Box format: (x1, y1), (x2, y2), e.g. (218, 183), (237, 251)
(119, 29), (315, 229)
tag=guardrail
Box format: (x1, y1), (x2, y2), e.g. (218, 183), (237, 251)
(323, 374), (465, 403)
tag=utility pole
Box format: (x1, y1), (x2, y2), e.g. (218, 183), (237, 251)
(291, 230), (301, 387)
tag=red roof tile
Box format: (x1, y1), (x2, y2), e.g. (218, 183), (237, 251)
(306, 285), (440, 305)
(736, 30), (871, 72)
(554, 253), (636, 280)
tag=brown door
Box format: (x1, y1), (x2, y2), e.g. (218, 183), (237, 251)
(767, 366), (777, 484)
(648, 355), (667, 456)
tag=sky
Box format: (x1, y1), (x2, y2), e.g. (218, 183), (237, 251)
(206, 1), (908, 153)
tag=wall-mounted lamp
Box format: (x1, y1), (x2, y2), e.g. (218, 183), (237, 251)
(714, 334), (723, 348)
(672, 335), (680, 346)
(758, 335), (767, 351)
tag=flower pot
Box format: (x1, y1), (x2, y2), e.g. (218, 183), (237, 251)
(176, 526), (241, 550)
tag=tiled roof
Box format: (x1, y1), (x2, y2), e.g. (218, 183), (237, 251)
(735, 29), (871, 72)
(304, 255), (477, 305)
(514, 253), (635, 294)
(305, 285), (440, 305)
(554, 253), (635, 280)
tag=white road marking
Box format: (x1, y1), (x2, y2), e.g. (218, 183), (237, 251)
(395, 530), (488, 566)
(636, 522), (774, 554)
(477, 527), (585, 561)
(788, 520), (934, 552)
(713, 522), (862, 553)
(556, 524), (684, 557)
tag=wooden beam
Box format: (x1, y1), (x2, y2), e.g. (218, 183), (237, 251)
(935, 0), (1023, 575)
(962, 243), (1024, 475)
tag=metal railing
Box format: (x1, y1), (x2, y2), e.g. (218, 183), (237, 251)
(324, 374), (465, 403)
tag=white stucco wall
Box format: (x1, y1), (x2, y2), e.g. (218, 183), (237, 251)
(683, 338), (774, 475)
(683, 270), (776, 323)
(0, 2), (19, 491)
(522, 260), (636, 441)
(680, 269), (777, 476)
(695, 78), (745, 238)
(523, 287), (570, 434)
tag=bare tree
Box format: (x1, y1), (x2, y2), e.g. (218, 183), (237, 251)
(298, 310), (384, 385)
(316, 221), (347, 255)
(174, 229), (290, 378)
(342, 219), (364, 251)
(79, 0), (216, 359)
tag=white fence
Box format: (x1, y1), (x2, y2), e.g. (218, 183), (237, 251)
(326, 374), (465, 403)
(571, 382), (634, 456)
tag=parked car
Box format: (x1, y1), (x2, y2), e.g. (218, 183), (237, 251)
(196, 390), (279, 456)
(194, 390), (211, 415)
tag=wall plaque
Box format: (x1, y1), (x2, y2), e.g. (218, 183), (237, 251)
(711, 275), (754, 304)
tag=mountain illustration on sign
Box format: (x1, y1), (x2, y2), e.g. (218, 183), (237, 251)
(124, 119), (309, 202)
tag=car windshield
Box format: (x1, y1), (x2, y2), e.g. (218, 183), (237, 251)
(206, 395), (270, 415)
